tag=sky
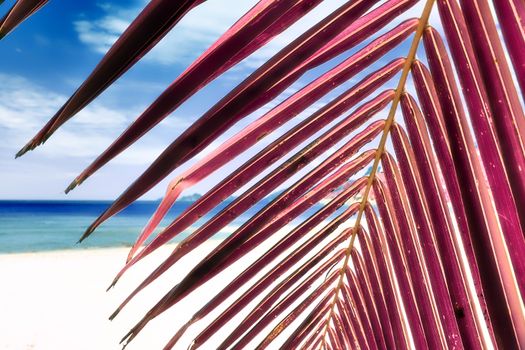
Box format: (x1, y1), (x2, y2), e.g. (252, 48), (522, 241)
(0, 0), (443, 200)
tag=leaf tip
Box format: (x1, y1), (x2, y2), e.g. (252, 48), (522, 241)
(119, 321), (144, 348)
(15, 142), (34, 158)
(107, 275), (120, 292)
(65, 177), (84, 194)
(125, 250), (135, 264)
(109, 307), (121, 321)
(78, 224), (97, 243)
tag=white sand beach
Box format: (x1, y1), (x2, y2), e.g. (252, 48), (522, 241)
(0, 242), (280, 350)
(0, 228), (319, 350)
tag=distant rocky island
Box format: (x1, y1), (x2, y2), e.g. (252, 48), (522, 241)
(178, 193), (202, 202)
(173, 191), (281, 203)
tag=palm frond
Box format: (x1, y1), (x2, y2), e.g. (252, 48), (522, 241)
(75, 0), (412, 241)
(491, 0), (525, 98)
(0, 0), (48, 39)
(16, 0), (205, 155)
(12, 0), (525, 348)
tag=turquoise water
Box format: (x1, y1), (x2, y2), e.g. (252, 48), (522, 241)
(0, 200), (323, 253)
(0, 200), (240, 253)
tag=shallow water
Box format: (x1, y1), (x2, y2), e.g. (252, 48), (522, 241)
(0, 199), (323, 253)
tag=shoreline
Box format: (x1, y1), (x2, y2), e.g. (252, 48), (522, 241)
(0, 222), (336, 349)
(0, 242), (179, 256)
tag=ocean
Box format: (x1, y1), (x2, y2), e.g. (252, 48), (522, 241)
(0, 199), (324, 253)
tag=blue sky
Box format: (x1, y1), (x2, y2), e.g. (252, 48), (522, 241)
(0, 0), (438, 200)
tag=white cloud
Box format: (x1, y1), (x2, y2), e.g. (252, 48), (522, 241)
(0, 74), (129, 129)
(74, 20), (122, 53)
(0, 73), (139, 160)
(72, 0), (448, 82)
(0, 76), (63, 130)
(74, 0), (259, 66)
(73, 0), (355, 68)
(2, 1), (456, 200)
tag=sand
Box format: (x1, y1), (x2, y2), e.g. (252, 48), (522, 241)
(0, 242), (258, 350)
(0, 229), (317, 350)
